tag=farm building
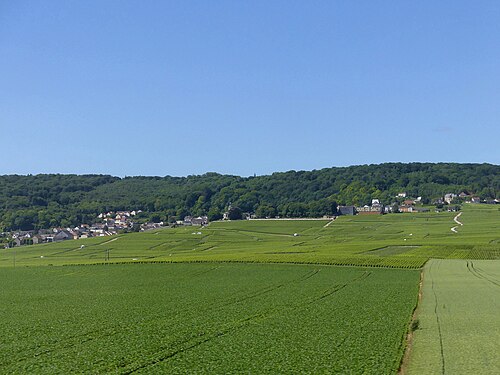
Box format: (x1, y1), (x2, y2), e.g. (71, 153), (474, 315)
(192, 216), (208, 225)
(184, 216), (208, 226)
(32, 235), (44, 244)
(399, 205), (415, 213)
(53, 230), (74, 242)
(356, 205), (383, 215)
(337, 206), (356, 215)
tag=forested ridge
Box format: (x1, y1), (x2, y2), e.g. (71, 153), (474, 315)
(1, 163), (498, 231)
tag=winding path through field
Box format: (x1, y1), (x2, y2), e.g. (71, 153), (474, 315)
(450, 212), (463, 233)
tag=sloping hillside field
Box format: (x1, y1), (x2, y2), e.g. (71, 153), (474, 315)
(1, 205), (498, 268)
(0, 263), (418, 373)
(1, 205), (498, 373)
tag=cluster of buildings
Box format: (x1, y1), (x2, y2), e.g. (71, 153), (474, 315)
(177, 216), (209, 226)
(3, 191), (497, 248)
(338, 198), (402, 216)
(337, 200), (387, 216)
(438, 192), (482, 205)
(3, 210), (164, 249)
(336, 190), (495, 216)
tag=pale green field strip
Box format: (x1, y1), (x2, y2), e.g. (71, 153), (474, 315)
(0, 263), (419, 374)
(1, 205), (498, 269)
(408, 259), (500, 375)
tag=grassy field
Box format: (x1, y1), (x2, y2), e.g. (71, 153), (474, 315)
(0, 263), (419, 374)
(407, 259), (500, 375)
(2, 204), (498, 269)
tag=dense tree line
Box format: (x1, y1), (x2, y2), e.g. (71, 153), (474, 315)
(0, 163), (498, 231)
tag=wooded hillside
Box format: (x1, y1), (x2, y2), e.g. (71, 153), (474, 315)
(1, 163), (498, 231)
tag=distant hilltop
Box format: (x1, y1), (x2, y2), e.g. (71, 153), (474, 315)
(0, 162), (498, 232)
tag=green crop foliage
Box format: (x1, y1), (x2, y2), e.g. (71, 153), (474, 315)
(0, 263), (419, 374)
(0, 205), (497, 373)
(407, 259), (500, 374)
(1, 204), (498, 269)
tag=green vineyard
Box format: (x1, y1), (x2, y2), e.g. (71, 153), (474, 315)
(1, 204), (498, 373)
(2, 205), (498, 269)
(0, 263), (419, 374)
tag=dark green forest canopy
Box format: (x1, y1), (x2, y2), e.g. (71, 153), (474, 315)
(0, 163), (498, 231)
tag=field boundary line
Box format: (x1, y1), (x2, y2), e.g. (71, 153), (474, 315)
(430, 260), (446, 374)
(398, 268), (424, 374)
(51, 258), (423, 270)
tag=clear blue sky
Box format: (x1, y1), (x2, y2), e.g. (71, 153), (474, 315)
(1, 1), (499, 177)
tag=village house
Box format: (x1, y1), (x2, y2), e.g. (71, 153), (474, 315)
(140, 222), (164, 231)
(399, 205), (415, 213)
(53, 229), (74, 242)
(356, 206), (383, 215)
(184, 216), (208, 226)
(104, 218), (116, 226)
(43, 235), (54, 242)
(32, 235), (44, 244)
(4, 209), (144, 249)
(116, 211), (131, 220)
(89, 223), (107, 235)
(9, 232), (36, 246)
(444, 193), (457, 204)
(356, 200), (383, 215)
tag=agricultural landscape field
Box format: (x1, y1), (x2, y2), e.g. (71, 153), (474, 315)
(1, 204), (499, 373)
(1, 204), (498, 268)
(0, 263), (418, 373)
(4, 0), (500, 372)
(407, 259), (500, 375)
